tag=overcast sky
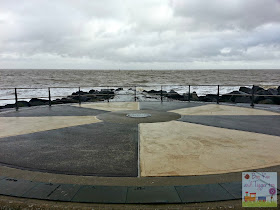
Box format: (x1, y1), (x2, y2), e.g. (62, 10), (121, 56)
(0, 0), (280, 69)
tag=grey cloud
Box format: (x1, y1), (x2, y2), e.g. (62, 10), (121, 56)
(0, 0), (280, 68)
(171, 0), (280, 30)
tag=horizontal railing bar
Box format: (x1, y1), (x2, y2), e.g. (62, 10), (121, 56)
(253, 94), (280, 97)
(219, 94), (280, 97)
(0, 84), (279, 89)
(217, 94), (250, 96)
(1, 94), (279, 101)
(13, 97), (49, 100)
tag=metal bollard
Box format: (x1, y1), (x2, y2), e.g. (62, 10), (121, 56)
(48, 87), (51, 106)
(250, 85), (254, 108)
(188, 85), (191, 102)
(15, 88), (18, 111)
(134, 86), (137, 102)
(160, 85), (163, 103)
(217, 85), (220, 104)
(78, 87), (81, 105)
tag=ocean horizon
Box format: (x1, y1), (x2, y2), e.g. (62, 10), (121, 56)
(0, 69), (279, 106)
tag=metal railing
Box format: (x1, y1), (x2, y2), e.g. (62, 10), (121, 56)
(0, 85), (279, 111)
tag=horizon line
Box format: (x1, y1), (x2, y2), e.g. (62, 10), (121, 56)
(0, 68), (280, 71)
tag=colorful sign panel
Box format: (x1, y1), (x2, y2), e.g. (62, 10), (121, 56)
(242, 172), (277, 207)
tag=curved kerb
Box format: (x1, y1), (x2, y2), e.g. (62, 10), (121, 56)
(0, 176), (246, 204)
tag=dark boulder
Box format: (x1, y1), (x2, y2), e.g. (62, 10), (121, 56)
(99, 90), (114, 94)
(115, 88), (123, 91)
(101, 89), (114, 92)
(71, 95), (90, 102)
(85, 94), (97, 99)
(147, 90), (160, 94)
(1, 104), (16, 109)
(239, 87), (252, 94)
(191, 92), (199, 101)
(220, 91), (248, 102)
(253, 86), (264, 92)
(272, 96), (280, 105)
(17, 101), (30, 107)
(183, 93), (190, 101)
(267, 88), (278, 96)
(253, 87), (278, 104)
(255, 88), (277, 96)
(55, 98), (78, 104)
(147, 90), (167, 95)
(277, 86), (280, 95)
(167, 90), (184, 100)
(200, 94), (217, 102)
(72, 91), (88, 96)
(89, 89), (96, 94)
(29, 98), (48, 106)
(51, 99), (64, 104)
(97, 90), (114, 99)
(181, 92), (199, 101)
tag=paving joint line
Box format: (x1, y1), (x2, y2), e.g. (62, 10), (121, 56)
(218, 183), (239, 200)
(47, 184), (61, 197)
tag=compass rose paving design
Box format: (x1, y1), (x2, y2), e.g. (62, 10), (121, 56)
(0, 102), (280, 178)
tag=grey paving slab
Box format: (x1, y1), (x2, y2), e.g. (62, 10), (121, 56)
(232, 103), (280, 114)
(0, 178), (38, 197)
(220, 182), (242, 199)
(71, 186), (127, 203)
(0, 105), (108, 117)
(175, 184), (235, 203)
(126, 186), (181, 203)
(22, 182), (60, 199)
(47, 184), (81, 201)
(179, 115), (280, 137)
(0, 177), (246, 203)
(0, 122), (138, 177)
(139, 101), (205, 112)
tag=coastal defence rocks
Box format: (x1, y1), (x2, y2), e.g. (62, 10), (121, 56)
(1, 86), (280, 109)
(145, 86), (280, 105)
(144, 89), (199, 101)
(0, 89), (116, 109)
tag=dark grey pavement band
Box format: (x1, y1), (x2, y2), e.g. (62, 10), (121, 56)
(0, 177), (246, 204)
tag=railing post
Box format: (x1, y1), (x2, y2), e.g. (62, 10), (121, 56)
(48, 87), (51, 106)
(78, 87), (81, 105)
(188, 85), (191, 102)
(217, 85), (220, 104)
(134, 86), (137, 102)
(251, 85), (254, 108)
(107, 86), (110, 102)
(14, 88), (18, 111)
(160, 85), (163, 103)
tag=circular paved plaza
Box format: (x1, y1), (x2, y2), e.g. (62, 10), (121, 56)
(1, 101), (280, 177)
(0, 101), (280, 203)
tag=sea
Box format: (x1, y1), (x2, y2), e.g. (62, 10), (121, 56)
(0, 69), (279, 106)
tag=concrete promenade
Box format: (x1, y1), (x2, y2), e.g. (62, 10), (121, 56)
(0, 101), (280, 204)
